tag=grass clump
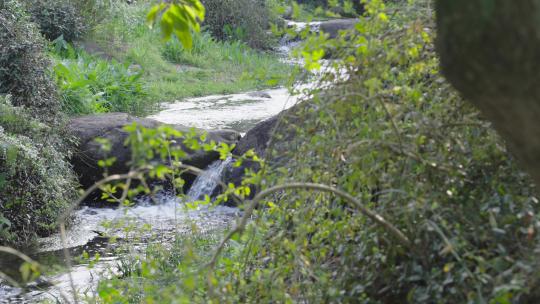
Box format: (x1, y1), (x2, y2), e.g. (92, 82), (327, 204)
(52, 43), (148, 115)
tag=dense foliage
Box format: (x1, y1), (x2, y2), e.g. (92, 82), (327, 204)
(270, 0), (363, 20)
(202, 0), (274, 49)
(23, 0), (86, 42)
(0, 0), (77, 246)
(0, 0), (60, 122)
(85, 0), (289, 108)
(95, 1), (540, 303)
(52, 44), (146, 115)
(3, 0), (540, 302)
(0, 96), (76, 246)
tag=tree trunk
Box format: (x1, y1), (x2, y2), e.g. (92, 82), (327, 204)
(435, 0), (540, 187)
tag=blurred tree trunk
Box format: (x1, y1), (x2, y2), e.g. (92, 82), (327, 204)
(435, 0), (540, 187)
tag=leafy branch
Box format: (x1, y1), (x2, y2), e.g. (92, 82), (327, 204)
(208, 182), (413, 269)
(146, 0), (205, 49)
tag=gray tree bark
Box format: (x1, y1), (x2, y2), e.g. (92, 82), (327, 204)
(435, 0), (540, 187)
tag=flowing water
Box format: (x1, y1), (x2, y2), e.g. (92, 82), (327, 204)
(148, 88), (297, 133)
(0, 20), (329, 303)
(188, 157), (234, 201)
(0, 55), (297, 304)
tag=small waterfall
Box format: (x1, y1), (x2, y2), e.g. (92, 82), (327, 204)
(188, 157), (233, 201)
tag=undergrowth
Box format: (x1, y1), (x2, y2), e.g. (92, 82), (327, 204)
(0, 96), (76, 246)
(0, 0), (61, 122)
(52, 42), (148, 115)
(92, 1), (540, 303)
(202, 0), (275, 49)
(269, 0), (363, 21)
(0, 0), (77, 247)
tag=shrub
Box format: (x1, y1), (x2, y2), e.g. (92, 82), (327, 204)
(162, 31), (277, 68)
(0, 96), (76, 246)
(0, 0), (61, 122)
(96, 1), (540, 303)
(232, 2), (540, 302)
(23, 0), (86, 42)
(202, 0), (274, 49)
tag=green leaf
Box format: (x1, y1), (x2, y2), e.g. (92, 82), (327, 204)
(147, 1), (205, 49)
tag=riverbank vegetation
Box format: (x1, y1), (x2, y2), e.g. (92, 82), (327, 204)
(85, 0), (291, 114)
(270, 0), (364, 21)
(95, 1), (540, 303)
(2, 0), (540, 303)
(0, 0), (290, 246)
(0, 1), (76, 246)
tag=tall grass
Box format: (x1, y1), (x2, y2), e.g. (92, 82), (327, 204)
(52, 44), (149, 115)
(87, 1), (292, 103)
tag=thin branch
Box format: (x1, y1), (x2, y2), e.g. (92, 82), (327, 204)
(207, 182), (412, 269)
(0, 246), (36, 265)
(0, 270), (20, 289)
(58, 171), (143, 303)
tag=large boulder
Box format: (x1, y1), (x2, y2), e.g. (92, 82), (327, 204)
(234, 116), (278, 157)
(319, 19), (357, 38)
(69, 113), (240, 199)
(224, 116), (280, 191)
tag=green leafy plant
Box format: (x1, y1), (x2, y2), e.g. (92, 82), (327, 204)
(202, 0), (276, 49)
(0, 0), (61, 122)
(85, 0), (290, 105)
(0, 96), (76, 246)
(52, 45), (148, 115)
(146, 0), (205, 49)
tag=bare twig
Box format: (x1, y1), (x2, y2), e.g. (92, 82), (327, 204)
(0, 246), (36, 265)
(207, 182), (412, 269)
(58, 171), (143, 303)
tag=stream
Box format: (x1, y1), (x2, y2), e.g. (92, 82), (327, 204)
(0, 20), (328, 303)
(0, 83), (299, 303)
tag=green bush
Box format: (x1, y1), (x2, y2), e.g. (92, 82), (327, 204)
(95, 1), (540, 303)
(0, 0), (61, 122)
(229, 2), (540, 302)
(23, 0), (86, 42)
(0, 96), (76, 246)
(52, 45), (148, 115)
(202, 0), (274, 49)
